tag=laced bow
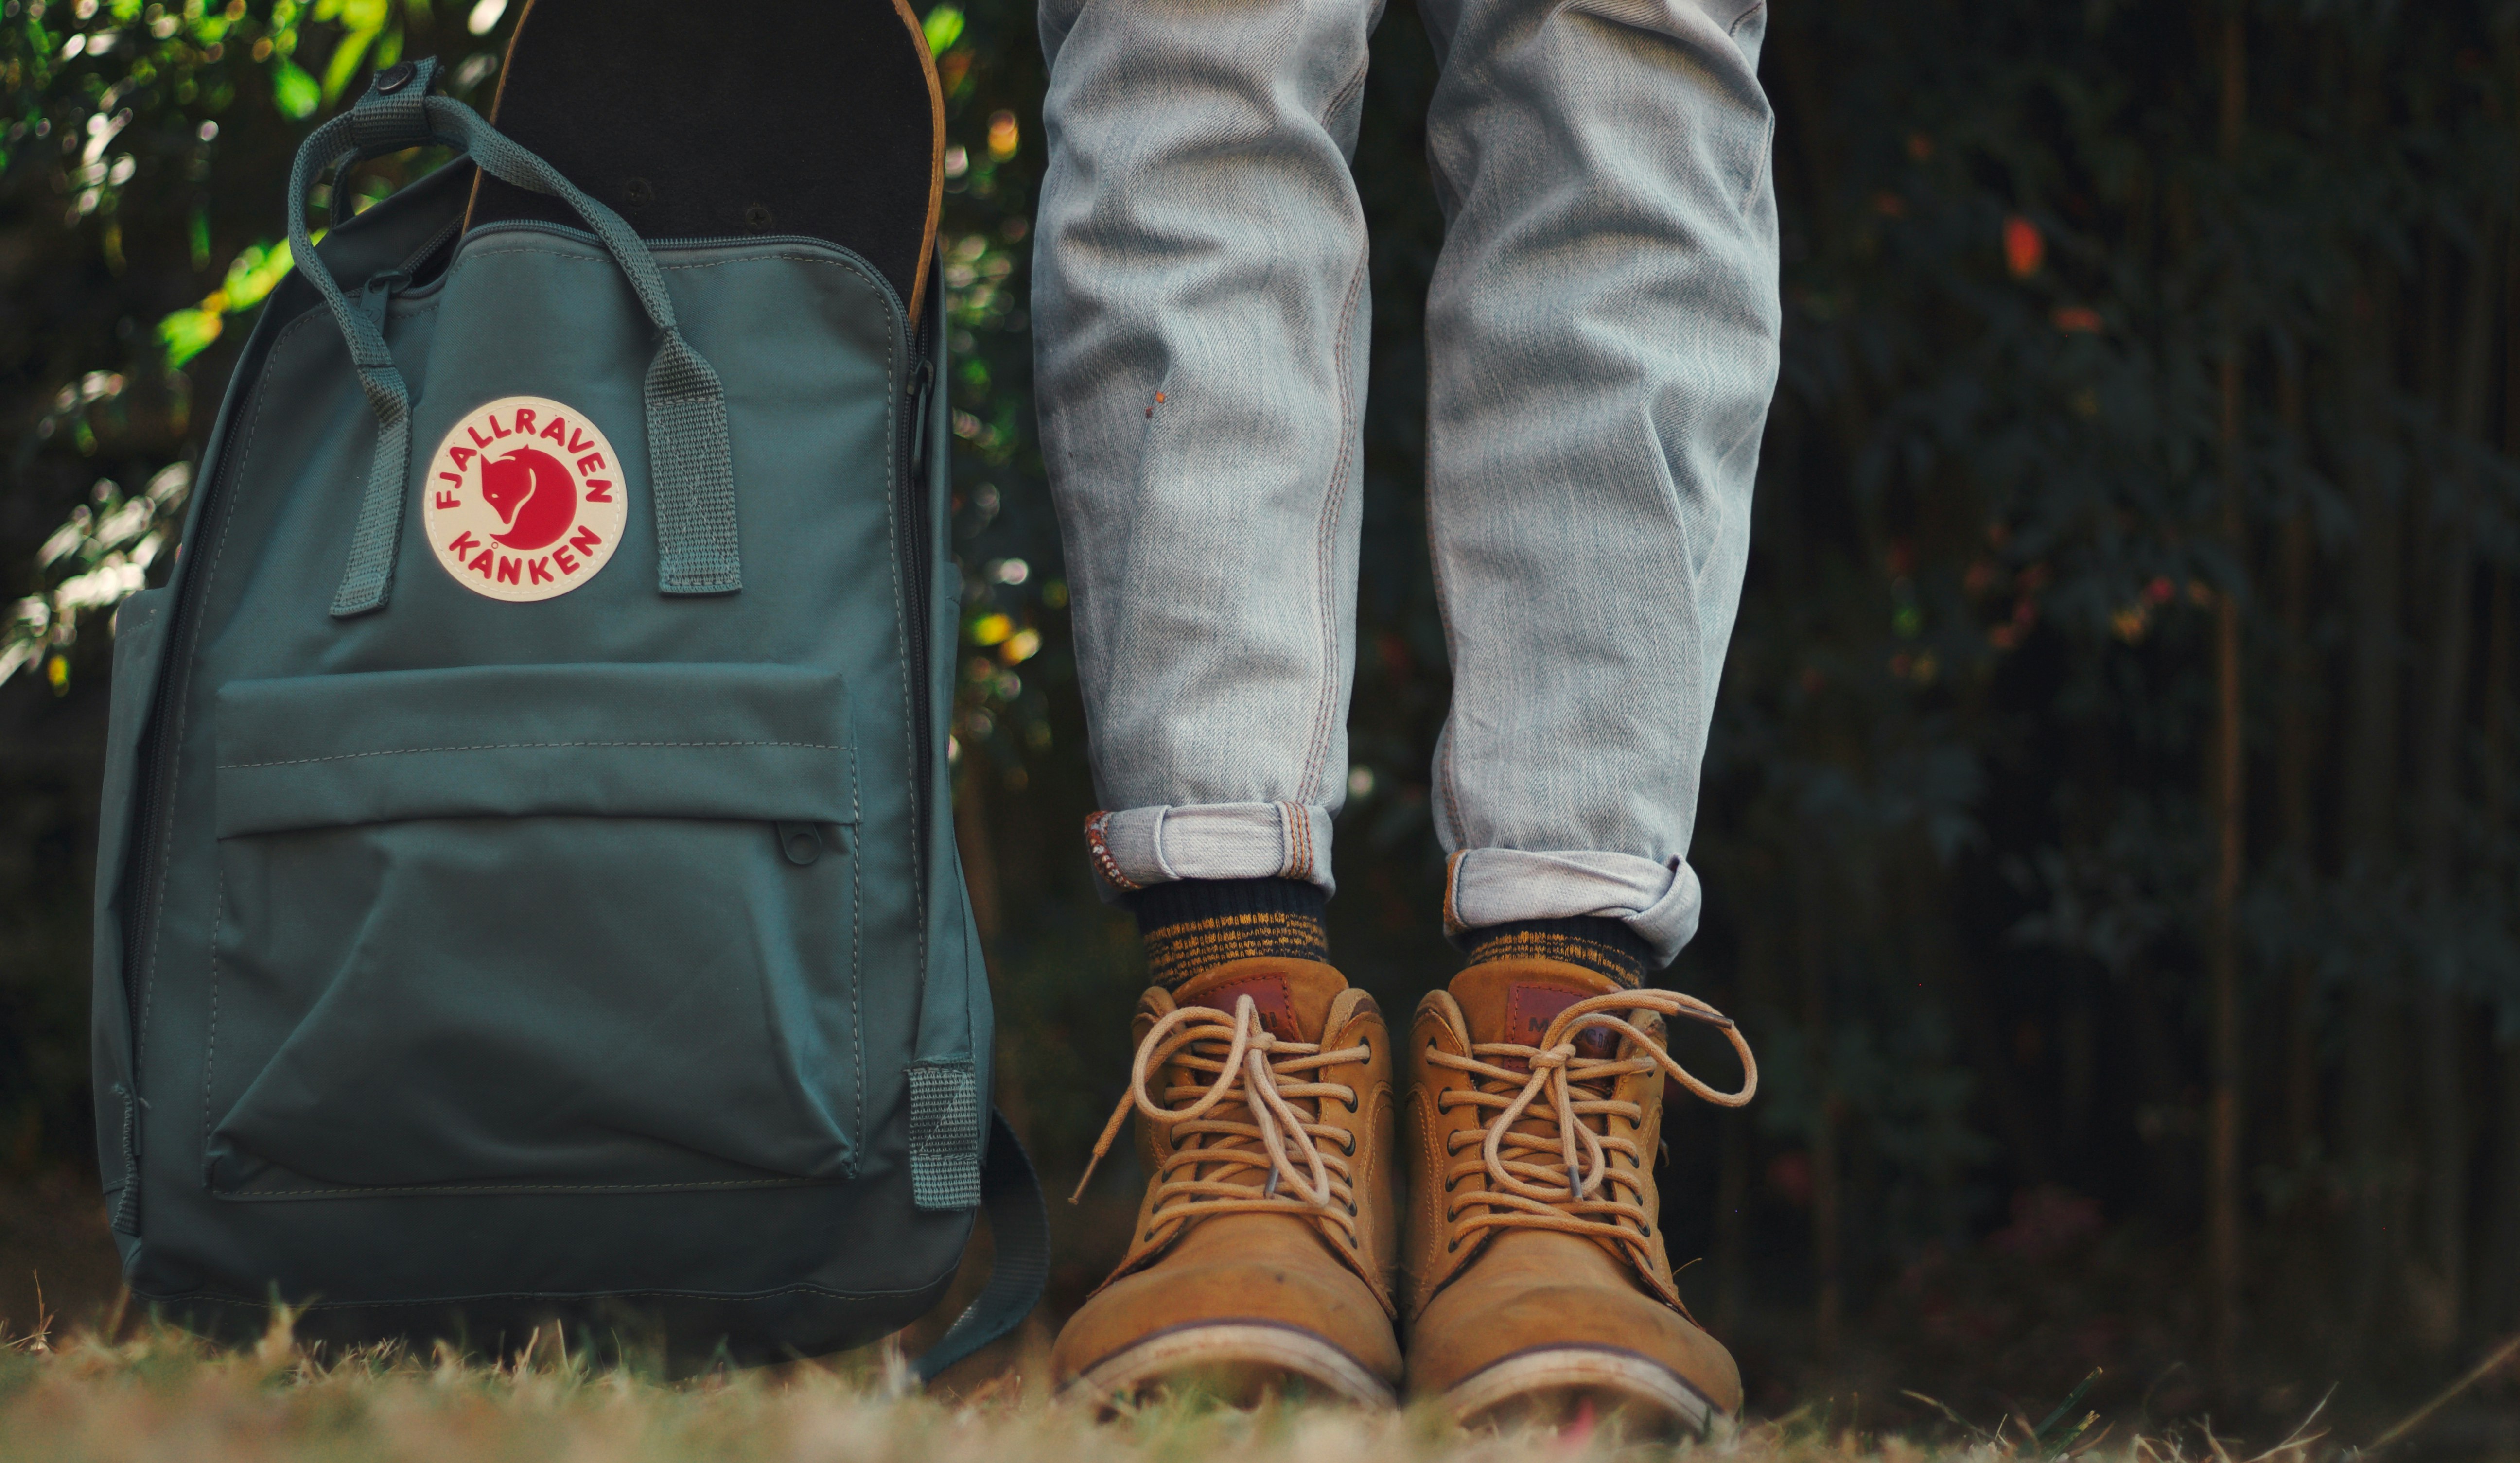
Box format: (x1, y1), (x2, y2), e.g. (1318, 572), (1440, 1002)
(1073, 995), (1375, 1257)
(1427, 990), (1756, 1294)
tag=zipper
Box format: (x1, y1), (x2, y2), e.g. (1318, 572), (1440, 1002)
(903, 349), (937, 880)
(115, 218), (470, 1151)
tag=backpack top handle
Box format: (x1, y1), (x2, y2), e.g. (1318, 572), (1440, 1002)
(288, 59), (741, 618)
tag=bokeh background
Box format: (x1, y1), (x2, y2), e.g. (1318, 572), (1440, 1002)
(4, 0), (2519, 1448)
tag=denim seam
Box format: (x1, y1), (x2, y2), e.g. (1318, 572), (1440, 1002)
(1741, 110), (1775, 215)
(1084, 810), (1143, 892)
(1297, 53), (1373, 806)
(1300, 241), (1368, 807)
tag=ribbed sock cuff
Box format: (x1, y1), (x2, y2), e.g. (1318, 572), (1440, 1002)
(1463, 916), (1649, 989)
(1130, 878), (1330, 990)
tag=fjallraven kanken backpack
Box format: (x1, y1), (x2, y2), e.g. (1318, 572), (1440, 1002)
(89, 37), (1043, 1372)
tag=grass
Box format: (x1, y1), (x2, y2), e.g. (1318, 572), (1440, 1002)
(0, 1313), (2358, 1463)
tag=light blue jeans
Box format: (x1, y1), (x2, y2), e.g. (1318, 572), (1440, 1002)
(1033, 0), (1780, 966)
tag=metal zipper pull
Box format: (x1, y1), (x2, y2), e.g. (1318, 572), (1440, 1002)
(908, 357), (935, 476)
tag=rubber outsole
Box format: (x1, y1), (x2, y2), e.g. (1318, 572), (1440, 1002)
(1439, 1346), (1718, 1436)
(1062, 1322), (1398, 1411)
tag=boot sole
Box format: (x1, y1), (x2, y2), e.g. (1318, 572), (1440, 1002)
(1441, 1346), (1718, 1435)
(1064, 1322), (1397, 1410)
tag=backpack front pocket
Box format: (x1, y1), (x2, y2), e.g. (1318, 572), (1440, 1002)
(203, 662), (861, 1198)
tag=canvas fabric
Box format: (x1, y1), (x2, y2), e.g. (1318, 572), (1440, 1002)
(90, 63), (1041, 1374)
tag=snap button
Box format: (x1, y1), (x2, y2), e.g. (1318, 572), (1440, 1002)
(374, 61), (416, 93)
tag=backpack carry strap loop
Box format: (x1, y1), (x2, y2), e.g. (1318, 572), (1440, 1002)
(910, 1108), (1050, 1386)
(291, 66), (742, 617)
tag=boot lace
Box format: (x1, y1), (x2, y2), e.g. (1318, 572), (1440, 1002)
(1074, 995), (1375, 1258)
(1426, 990), (1756, 1288)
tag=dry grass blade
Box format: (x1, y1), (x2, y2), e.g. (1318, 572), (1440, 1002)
(2363, 1333), (2520, 1453)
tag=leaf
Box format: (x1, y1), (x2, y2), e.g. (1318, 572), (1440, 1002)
(229, 242), (292, 306)
(271, 59), (320, 119)
(923, 5), (963, 54)
(156, 308), (222, 370)
(320, 25), (379, 104)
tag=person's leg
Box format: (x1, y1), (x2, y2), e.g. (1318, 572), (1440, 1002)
(1032, 0), (1403, 1408)
(1397, 0), (1779, 1429)
(1035, 0), (1379, 973)
(1421, 0), (1778, 978)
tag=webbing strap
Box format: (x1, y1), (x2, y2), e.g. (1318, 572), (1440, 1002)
(911, 1108), (1050, 1385)
(347, 56), (437, 153)
(290, 66), (741, 617)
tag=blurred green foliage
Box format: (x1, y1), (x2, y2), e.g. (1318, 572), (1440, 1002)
(3, 0), (2520, 1429)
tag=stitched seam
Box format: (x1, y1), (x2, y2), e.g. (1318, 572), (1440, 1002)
(1298, 236), (1370, 807)
(156, 306), (330, 1129)
(220, 739), (843, 769)
(214, 1176), (823, 1197)
(849, 742), (864, 1173)
(201, 883), (220, 1156)
(1321, 50), (1372, 139)
(443, 244), (892, 291)
(873, 289), (916, 997)
(1084, 811), (1142, 891)
(152, 1275), (945, 1309)
(139, 307), (328, 1097)
(1742, 110), (1775, 215)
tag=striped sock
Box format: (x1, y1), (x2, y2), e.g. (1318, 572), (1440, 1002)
(1130, 878), (1330, 991)
(1462, 917), (1649, 989)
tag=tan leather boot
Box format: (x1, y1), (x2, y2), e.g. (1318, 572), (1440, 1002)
(1400, 959), (1757, 1433)
(1051, 957), (1401, 1408)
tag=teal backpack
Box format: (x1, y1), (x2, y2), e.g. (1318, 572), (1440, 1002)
(88, 57), (1044, 1373)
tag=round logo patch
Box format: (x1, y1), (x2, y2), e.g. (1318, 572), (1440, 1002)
(423, 395), (628, 602)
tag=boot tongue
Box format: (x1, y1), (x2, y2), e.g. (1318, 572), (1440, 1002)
(1447, 958), (1625, 1061)
(1174, 957), (1349, 1044)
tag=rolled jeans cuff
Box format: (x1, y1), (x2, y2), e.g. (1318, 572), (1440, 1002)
(1442, 848), (1704, 968)
(1085, 801), (1336, 902)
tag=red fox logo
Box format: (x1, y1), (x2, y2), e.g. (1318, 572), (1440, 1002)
(480, 446), (578, 552)
(426, 396), (624, 603)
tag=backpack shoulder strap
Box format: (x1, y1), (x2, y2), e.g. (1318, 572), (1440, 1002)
(911, 1108), (1049, 1385)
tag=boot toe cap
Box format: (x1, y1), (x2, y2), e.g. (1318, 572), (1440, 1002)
(1051, 1248), (1401, 1402)
(1407, 1270), (1741, 1424)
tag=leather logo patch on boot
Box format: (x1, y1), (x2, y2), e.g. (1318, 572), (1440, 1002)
(1505, 984), (1619, 1059)
(425, 396), (627, 602)
(1190, 974), (1302, 1042)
